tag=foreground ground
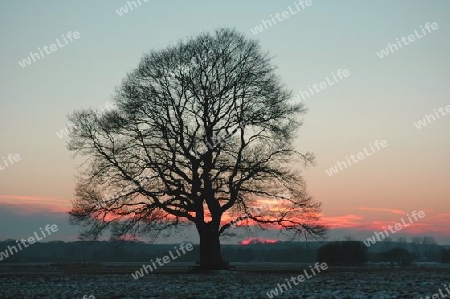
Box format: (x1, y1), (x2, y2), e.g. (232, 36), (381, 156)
(1, 263), (449, 298)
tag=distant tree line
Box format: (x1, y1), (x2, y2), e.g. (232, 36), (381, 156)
(0, 238), (448, 264)
(0, 240), (318, 263)
(318, 236), (449, 266)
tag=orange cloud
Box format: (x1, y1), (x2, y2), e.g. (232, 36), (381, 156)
(320, 214), (364, 228)
(0, 195), (71, 214)
(2, 195), (449, 238)
(356, 207), (405, 215)
(240, 237), (278, 245)
(328, 210), (450, 236)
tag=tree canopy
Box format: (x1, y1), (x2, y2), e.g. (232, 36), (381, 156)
(68, 28), (326, 268)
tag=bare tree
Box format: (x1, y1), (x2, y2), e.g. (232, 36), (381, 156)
(68, 28), (326, 269)
(382, 236), (393, 251)
(420, 236), (437, 246)
(411, 236), (436, 246)
(411, 236), (421, 245)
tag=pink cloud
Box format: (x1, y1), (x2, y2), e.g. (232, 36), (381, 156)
(0, 195), (71, 214)
(320, 214), (364, 228)
(356, 207), (405, 215)
(318, 208), (450, 237)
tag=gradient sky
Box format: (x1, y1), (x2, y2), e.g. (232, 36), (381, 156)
(1, 1), (449, 244)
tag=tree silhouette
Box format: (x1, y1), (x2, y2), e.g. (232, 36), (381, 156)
(68, 28), (326, 269)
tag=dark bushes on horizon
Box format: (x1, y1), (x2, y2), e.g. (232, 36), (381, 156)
(318, 241), (368, 266)
(381, 247), (415, 266)
(442, 248), (450, 263)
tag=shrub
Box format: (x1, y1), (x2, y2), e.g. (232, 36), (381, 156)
(318, 241), (367, 266)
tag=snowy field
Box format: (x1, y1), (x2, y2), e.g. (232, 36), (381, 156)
(1, 263), (449, 298)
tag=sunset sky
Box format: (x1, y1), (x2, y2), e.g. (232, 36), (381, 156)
(1, 1), (449, 244)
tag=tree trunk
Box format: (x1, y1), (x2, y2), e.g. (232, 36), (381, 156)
(197, 222), (229, 270)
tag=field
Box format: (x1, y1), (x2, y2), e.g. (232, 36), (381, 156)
(1, 263), (449, 298)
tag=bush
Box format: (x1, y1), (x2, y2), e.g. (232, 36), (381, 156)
(442, 248), (450, 263)
(318, 241), (367, 266)
(382, 247), (414, 266)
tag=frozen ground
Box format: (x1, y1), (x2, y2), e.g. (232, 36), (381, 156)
(1, 263), (449, 298)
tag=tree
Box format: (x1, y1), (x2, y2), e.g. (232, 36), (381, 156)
(67, 28), (326, 269)
(382, 236), (393, 251)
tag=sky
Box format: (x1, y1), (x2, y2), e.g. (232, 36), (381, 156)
(0, 0), (449, 244)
